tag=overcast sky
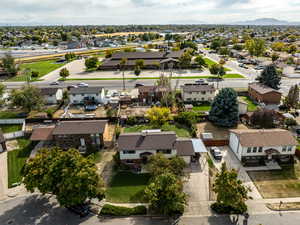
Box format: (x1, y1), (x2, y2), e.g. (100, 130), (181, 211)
(1, 0), (300, 25)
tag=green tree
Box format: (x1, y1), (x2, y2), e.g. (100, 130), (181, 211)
(284, 85), (299, 110)
(134, 66), (141, 76)
(145, 172), (187, 216)
(22, 147), (105, 207)
(250, 109), (276, 129)
(59, 68), (70, 79)
(212, 163), (250, 214)
(135, 59), (145, 69)
(209, 88), (239, 127)
(10, 85), (44, 112)
(209, 64), (226, 89)
(146, 107), (172, 127)
(1, 53), (18, 76)
(0, 83), (5, 105)
(245, 38), (265, 57)
(85, 57), (99, 70)
(179, 51), (192, 68)
(256, 65), (281, 90)
(271, 53), (279, 62)
(194, 55), (207, 70)
(147, 154), (186, 178)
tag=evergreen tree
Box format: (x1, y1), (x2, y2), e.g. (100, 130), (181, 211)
(209, 88), (239, 127)
(256, 65), (281, 90)
(285, 85), (299, 110)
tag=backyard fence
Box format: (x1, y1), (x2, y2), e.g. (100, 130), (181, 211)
(0, 119), (26, 140)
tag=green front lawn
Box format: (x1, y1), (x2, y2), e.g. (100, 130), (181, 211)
(7, 60), (67, 81)
(106, 171), (151, 203)
(124, 123), (191, 137)
(0, 111), (26, 119)
(204, 58), (231, 71)
(193, 104), (211, 112)
(7, 138), (33, 188)
(0, 124), (22, 133)
(240, 96), (258, 112)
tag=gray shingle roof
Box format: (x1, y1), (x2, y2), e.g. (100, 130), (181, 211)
(118, 131), (177, 151)
(249, 83), (281, 95)
(69, 87), (103, 94)
(175, 139), (195, 156)
(53, 120), (107, 135)
(181, 84), (216, 92)
(39, 88), (59, 96)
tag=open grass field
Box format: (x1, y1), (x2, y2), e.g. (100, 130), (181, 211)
(105, 171), (151, 203)
(7, 60), (66, 81)
(248, 163), (300, 198)
(0, 124), (22, 133)
(124, 123), (191, 137)
(7, 138), (33, 188)
(240, 96), (258, 112)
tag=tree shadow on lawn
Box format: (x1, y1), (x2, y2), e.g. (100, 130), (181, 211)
(0, 194), (93, 225)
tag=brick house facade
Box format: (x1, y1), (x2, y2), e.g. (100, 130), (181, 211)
(248, 83), (282, 105)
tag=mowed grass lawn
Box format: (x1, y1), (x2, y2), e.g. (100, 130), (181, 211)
(204, 58), (231, 72)
(0, 124), (22, 133)
(193, 104), (211, 112)
(124, 123), (191, 137)
(240, 96), (258, 112)
(7, 60), (67, 81)
(7, 138), (33, 188)
(106, 171), (151, 203)
(248, 163), (300, 198)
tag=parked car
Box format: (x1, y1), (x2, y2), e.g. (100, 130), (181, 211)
(135, 83), (144, 88)
(254, 65), (264, 70)
(210, 147), (222, 161)
(77, 82), (89, 87)
(67, 85), (78, 90)
(195, 79), (206, 84)
(50, 81), (59, 85)
(66, 203), (90, 217)
(239, 64), (248, 69)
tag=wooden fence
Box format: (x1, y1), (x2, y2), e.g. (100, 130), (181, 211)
(203, 139), (229, 147)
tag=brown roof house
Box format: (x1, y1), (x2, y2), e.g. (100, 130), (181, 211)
(138, 85), (168, 104)
(181, 83), (216, 103)
(248, 83), (282, 105)
(117, 130), (204, 166)
(229, 129), (298, 166)
(0, 129), (7, 153)
(31, 120), (107, 153)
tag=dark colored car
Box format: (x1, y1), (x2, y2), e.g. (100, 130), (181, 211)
(135, 83), (144, 88)
(66, 203), (90, 217)
(210, 147), (222, 161)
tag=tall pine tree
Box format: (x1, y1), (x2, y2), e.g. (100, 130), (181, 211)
(256, 64), (281, 90)
(209, 88), (239, 127)
(285, 84), (299, 110)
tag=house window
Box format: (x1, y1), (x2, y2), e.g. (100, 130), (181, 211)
(123, 150), (136, 154)
(288, 146), (293, 152)
(157, 149), (172, 154)
(247, 147), (251, 153)
(253, 147), (257, 153)
(258, 147), (263, 152)
(282, 146), (287, 152)
(201, 91), (206, 95)
(96, 93), (99, 96)
(81, 94), (84, 96)
(73, 94), (76, 97)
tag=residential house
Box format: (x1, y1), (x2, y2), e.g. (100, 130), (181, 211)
(117, 130), (205, 165)
(248, 83), (282, 105)
(30, 120), (107, 153)
(181, 83), (216, 103)
(0, 129), (7, 153)
(100, 50), (185, 70)
(40, 88), (63, 105)
(229, 129), (298, 165)
(69, 87), (106, 105)
(138, 86), (167, 104)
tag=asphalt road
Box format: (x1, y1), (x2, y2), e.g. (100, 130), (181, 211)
(0, 194), (170, 225)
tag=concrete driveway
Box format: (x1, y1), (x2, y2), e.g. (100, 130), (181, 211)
(208, 146), (262, 200)
(183, 158), (211, 216)
(0, 152), (8, 201)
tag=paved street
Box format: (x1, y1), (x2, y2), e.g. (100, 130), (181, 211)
(0, 194), (170, 225)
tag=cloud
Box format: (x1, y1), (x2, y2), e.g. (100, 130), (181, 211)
(0, 0), (299, 25)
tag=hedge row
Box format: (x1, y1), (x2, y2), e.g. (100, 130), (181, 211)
(100, 204), (147, 216)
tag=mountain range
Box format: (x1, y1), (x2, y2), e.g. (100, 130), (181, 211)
(232, 18), (300, 26)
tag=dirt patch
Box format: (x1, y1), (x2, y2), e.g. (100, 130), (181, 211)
(103, 124), (116, 148)
(266, 202), (300, 211)
(5, 140), (19, 151)
(197, 122), (249, 140)
(53, 106), (107, 118)
(119, 106), (150, 118)
(96, 151), (115, 186)
(248, 162), (300, 198)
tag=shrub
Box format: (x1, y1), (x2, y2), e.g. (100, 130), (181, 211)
(31, 71), (39, 78)
(134, 66), (141, 76)
(126, 116), (137, 126)
(211, 202), (247, 214)
(100, 204), (147, 216)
